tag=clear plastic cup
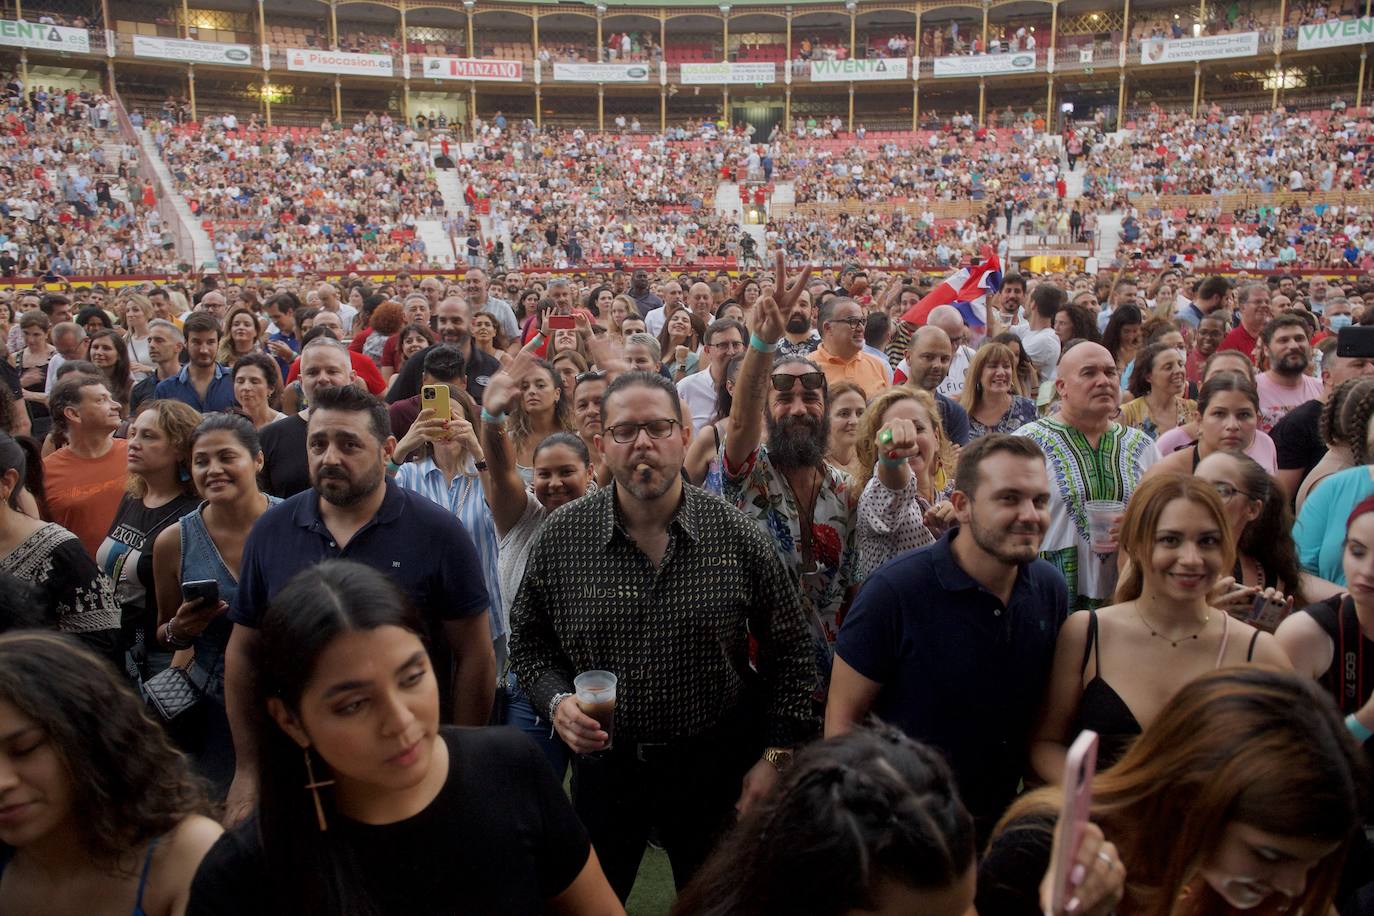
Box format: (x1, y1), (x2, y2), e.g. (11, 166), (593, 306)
(573, 670), (617, 751)
(1085, 500), (1126, 553)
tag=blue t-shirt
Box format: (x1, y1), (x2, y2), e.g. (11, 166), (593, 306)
(1295, 465), (1374, 586)
(232, 479), (490, 718)
(835, 528), (1067, 831)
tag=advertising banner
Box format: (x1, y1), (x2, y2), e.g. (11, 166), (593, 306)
(421, 57), (523, 81)
(809, 57), (909, 81)
(0, 19), (89, 53)
(133, 35), (252, 65)
(932, 52), (1037, 77)
(680, 61), (776, 84)
(553, 62), (650, 82)
(1297, 16), (1374, 50)
(286, 47), (394, 77)
(1139, 31), (1260, 64)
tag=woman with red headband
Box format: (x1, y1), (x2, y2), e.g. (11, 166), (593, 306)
(1279, 494), (1374, 750)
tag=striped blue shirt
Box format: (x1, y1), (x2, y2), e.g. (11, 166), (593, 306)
(395, 457), (507, 646)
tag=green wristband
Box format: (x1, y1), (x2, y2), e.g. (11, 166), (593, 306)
(749, 333), (777, 353)
(1348, 713), (1373, 743)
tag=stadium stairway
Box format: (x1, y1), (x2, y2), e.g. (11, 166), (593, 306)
(136, 128), (216, 270)
(1095, 211), (1123, 266)
(715, 181), (743, 219)
(416, 219), (456, 268)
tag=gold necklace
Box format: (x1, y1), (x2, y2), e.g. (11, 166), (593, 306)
(1136, 606), (1210, 648)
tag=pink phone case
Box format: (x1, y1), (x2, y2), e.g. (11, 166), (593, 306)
(1050, 730), (1100, 913)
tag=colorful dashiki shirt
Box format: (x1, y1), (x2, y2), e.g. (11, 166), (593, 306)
(1015, 419), (1159, 611)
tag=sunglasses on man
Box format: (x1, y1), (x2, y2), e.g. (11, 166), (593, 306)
(770, 372), (825, 393)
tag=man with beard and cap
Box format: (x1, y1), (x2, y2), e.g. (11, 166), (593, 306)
(509, 370), (816, 902)
(1015, 342), (1158, 611)
(223, 383), (495, 824)
(724, 253), (861, 694)
(1255, 314), (1323, 434)
(826, 433), (1067, 841)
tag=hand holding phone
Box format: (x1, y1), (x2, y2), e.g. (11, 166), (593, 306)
(1247, 590), (1291, 633)
(548, 314), (576, 330)
(181, 579), (220, 609)
(1049, 731), (1099, 913)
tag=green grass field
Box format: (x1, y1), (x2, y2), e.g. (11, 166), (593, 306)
(627, 848), (677, 916)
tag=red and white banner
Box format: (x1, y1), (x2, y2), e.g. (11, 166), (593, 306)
(421, 57), (523, 82)
(286, 48), (394, 77)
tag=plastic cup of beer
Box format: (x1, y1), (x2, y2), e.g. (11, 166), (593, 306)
(1085, 500), (1126, 553)
(573, 670), (617, 752)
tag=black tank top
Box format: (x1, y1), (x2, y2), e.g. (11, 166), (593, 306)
(1302, 595), (1374, 715)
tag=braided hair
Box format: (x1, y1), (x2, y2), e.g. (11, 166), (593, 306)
(671, 723), (975, 916)
(1339, 378), (1374, 465)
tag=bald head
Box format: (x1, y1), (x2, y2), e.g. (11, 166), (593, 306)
(1055, 341), (1121, 422)
(689, 282), (714, 318)
(907, 326), (953, 391)
(926, 306), (968, 347)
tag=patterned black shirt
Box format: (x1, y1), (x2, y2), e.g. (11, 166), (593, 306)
(509, 482), (818, 748)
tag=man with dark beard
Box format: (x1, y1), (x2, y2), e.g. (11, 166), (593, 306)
(509, 371), (815, 902)
(826, 433), (1067, 841)
(223, 384), (495, 823)
(773, 285), (820, 359)
(725, 252), (861, 694)
(388, 297), (501, 406)
(1255, 314), (1323, 433)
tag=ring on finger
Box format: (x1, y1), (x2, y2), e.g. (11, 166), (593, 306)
(1096, 851), (1114, 867)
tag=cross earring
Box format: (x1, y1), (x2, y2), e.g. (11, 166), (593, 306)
(303, 747), (335, 832)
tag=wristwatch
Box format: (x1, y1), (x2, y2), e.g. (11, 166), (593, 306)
(473, 458), (489, 472)
(762, 746), (793, 772)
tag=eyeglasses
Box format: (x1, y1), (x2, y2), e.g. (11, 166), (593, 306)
(708, 340), (746, 352)
(770, 372), (826, 393)
(826, 316), (866, 330)
(1209, 481), (1252, 502)
(605, 418), (680, 444)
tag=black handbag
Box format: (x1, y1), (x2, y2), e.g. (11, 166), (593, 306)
(144, 664), (205, 721)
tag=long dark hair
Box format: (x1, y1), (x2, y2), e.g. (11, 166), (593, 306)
(85, 329), (132, 410)
(1101, 304), (1143, 362)
(1222, 449), (1307, 605)
(672, 723), (975, 916)
(0, 431), (48, 518)
(0, 632), (208, 868)
(253, 560), (429, 914)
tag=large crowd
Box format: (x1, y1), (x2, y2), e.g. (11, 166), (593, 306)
(150, 112), (444, 274)
(0, 86), (177, 276)
(460, 122), (754, 270)
(0, 239), (1372, 914)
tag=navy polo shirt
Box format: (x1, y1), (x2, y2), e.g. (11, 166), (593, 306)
(835, 527), (1067, 834)
(152, 363), (238, 413)
(232, 477), (488, 631)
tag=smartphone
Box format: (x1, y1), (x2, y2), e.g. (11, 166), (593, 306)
(548, 314), (576, 330)
(181, 579), (219, 608)
(420, 384), (452, 438)
(1337, 325), (1374, 358)
(1248, 593), (1288, 633)
(1049, 730), (1100, 913)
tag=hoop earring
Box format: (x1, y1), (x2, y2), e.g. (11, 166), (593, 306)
(303, 747), (335, 832)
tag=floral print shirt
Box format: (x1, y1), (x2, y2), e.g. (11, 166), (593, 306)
(723, 445), (861, 694)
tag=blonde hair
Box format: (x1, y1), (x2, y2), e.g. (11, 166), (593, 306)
(853, 387), (953, 492)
